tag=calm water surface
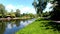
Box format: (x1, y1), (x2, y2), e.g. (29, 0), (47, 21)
(0, 18), (35, 34)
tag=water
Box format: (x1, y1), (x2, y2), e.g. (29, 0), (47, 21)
(0, 18), (35, 34)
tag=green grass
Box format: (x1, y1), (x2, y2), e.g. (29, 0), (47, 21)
(16, 18), (60, 34)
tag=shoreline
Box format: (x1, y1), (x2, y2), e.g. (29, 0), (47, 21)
(16, 18), (60, 34)
(0, 17), (34, 20)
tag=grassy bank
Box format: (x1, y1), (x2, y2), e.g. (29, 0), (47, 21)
(16, 18), (60, 34)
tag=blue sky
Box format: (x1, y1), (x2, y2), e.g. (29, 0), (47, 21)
(0, 0), (33, 7)
(0, 0), (53, 14)
(0, 0), (36, 14)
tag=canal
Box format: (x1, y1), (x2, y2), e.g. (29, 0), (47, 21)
(0, 18), (35, 34)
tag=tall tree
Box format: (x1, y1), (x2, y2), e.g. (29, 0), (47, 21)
(15, 9), (20, 17)
(32, 0), (48, 17)
(32, 0), (37, 10)
(0, 4), (6, 17)
(9, 10), (16, 18)
(50, 0), (60, 20)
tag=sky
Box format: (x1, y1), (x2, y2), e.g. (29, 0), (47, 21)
(0, 0), (36, 14)
(0, 0), (53, 14)
(43, 2), (53, 12)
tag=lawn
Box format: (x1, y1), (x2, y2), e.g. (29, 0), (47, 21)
(16, 18), (60, 34)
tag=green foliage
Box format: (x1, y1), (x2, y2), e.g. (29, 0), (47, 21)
(32, 0), (49, 17)
(50, 0), (60, 20)
(32, 0), (37, 9)
(15, 9), (20, 17)
(28, 13), (35, 18)
(8, 10), (16, 18)
(42, 12), (50, 17)
(0, 4), (6, 17)
(0, 4), (21, 18)
(0, 4), (22, 18)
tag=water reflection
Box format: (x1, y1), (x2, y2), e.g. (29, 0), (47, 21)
(0, 21), (6, 34)
(0, 19), (35, 34)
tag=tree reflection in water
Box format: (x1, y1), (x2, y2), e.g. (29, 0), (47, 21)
(0, 19), (35, 34)
(15, 20), (20, 27)
(0, 21), (6, 34)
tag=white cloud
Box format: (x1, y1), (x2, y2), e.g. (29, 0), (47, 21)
(20, 6), (36, 14)
(7, 24), (12, 29)
(5, 4), (36, 14)
(43, 2), (53, 12)
(6, 4), (16, 12)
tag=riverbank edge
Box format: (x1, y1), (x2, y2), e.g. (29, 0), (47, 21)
(0, 17), (34, 20)
(16, 18), (60, 34)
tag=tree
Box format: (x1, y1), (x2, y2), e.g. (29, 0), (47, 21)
(8, 10), (16, 18)
(28, 13), (35, 18)
(0, 4), (6, 17)
(32, 0), (37, 10)
(32, 0), (49, 17)
(42, 11), (50, 17)
(50, 0), (60, 20)
(15, 9), (20, 17)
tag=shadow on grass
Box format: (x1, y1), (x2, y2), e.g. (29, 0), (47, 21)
(35, 18), (49, 21)
(36, 18), (60, 31)
(41, 21), (60, 31)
